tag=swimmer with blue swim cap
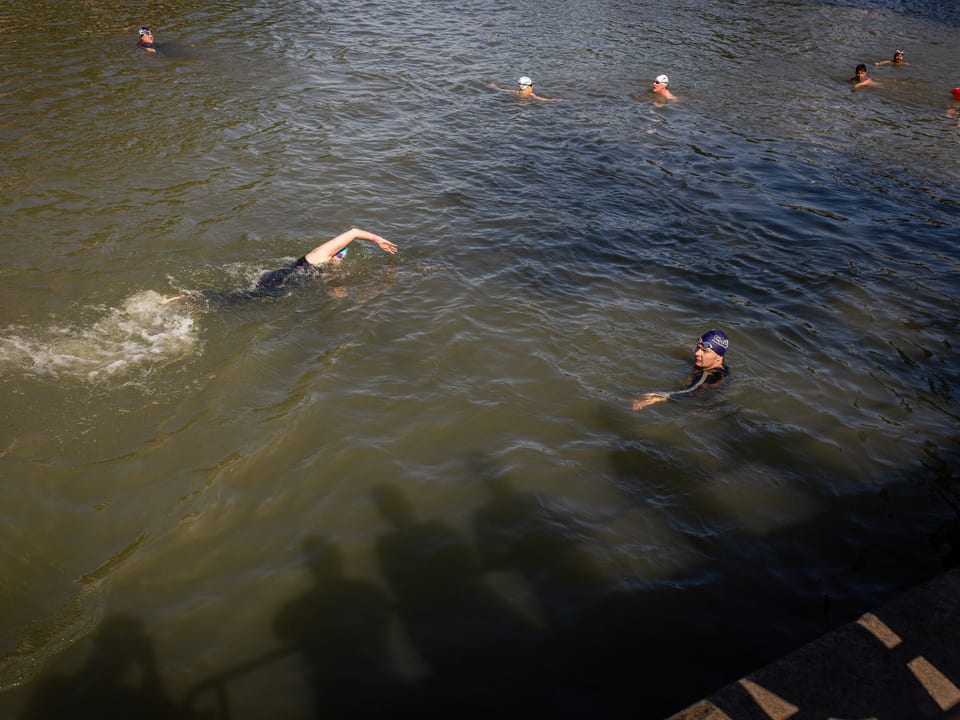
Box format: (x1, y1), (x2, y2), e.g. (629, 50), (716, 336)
(137, 26), (157, 53)
(632, 329), (730, 411)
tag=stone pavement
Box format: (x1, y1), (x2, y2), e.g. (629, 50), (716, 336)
(670, 567), (960, 720)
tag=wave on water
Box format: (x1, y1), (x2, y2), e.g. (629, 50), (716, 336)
(0, 291), (199, 382)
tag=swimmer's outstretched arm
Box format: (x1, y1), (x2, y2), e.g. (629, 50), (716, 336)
(632, 370), (711, 411)
(632, 392), (670, 411)
(303, 228), (398, 265)
(489, 82), (519, 95)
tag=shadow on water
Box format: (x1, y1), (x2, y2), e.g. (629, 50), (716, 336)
(271, 535), (403, 717)
(370, 482), (545, 715)
(19, 614), (178, 720)
(21, 442), (960, 719)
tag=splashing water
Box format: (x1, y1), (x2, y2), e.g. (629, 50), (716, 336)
(0, 291), (198, 382)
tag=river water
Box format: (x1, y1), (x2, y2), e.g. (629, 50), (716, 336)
(1, 0), (959, 717)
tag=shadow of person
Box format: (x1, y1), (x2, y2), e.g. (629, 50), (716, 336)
(371, 483), (541, 715)
(273, 534), (406, 717)
(470, 454), (616, 630)
(19, 613), (178, 720)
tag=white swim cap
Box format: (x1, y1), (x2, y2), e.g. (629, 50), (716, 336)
(518, 76), (532, 87)
(655, 74), (669, 86)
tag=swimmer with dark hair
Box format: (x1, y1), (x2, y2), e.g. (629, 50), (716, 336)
(851, 63), (881, 91)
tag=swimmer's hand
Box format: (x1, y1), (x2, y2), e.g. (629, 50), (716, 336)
(370, 235), (398, 254)
(632, 392), (669, 411)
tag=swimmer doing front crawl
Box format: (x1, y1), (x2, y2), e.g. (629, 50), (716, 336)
(161, 228), (397, 304)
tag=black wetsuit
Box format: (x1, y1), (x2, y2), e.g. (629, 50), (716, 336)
(202, 256), (322, 305)
(669, 365), (729, 399)
(252, 256), (320, 295)
(690, 366), (729, 389)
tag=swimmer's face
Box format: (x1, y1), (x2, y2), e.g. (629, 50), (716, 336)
(694, 342), (723, 371)
(141, 30), (154, 41)
(856, 69), (867, 79)
(894, 53), (904, 62)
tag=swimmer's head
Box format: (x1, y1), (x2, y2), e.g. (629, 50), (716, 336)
(952, 87), (960, 101)
(518, 76), (533, 88)
(698, 329), (729, 356)
(894, 50), (904, 58)
(654, 74), (669, 86)
(334, 247), (348, 261)
(139, 26), (153, 37)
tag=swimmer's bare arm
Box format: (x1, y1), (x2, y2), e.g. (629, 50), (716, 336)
(632, 392), (670, 411)
(304, 228), (398, 265)
(490, 82), (519, 95)
(530, 92), (560, 102)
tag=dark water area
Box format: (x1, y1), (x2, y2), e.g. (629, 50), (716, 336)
(812, 0), (960, 26)
(1, 0), (959, 717)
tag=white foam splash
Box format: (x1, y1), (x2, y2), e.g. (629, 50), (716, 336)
(0, 291), (198, 381)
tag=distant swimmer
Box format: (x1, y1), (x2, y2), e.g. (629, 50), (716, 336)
(137, 26), (157, 53)
(490, 76), (560, 102)
(851, 64), (881, 91)
(948, 87), (960, 122)
(632, 329), (730, 411)
(651, 74), (677, 102)
(161, 228), (397, 305)
(874, 50), (909, 67)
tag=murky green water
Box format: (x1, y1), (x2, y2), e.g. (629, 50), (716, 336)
(1, 0), (959, 716)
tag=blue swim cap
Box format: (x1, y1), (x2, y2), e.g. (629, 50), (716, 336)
(698, 329), (729, 355)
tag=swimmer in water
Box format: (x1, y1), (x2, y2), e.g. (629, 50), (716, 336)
(947, 87), (960, 123)
(490, 76), (560, 102)
(851, 64), (881, 91)
(137, 26), (157, 53)
(651, 74), (677, 102)
(874, 50), (909, 67)
(632, 330), (730, 411)
(161, 228), (397, 305)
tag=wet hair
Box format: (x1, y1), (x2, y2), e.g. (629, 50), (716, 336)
(855, 63), (867, 73)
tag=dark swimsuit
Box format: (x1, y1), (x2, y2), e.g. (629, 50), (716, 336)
(690, 366), (729, 389)
(201, 256), (322, 305)
(252, 256), (319, 295)
(667, 366), (729, 399)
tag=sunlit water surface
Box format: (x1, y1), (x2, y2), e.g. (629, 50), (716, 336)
(1, 0), (959, 717)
